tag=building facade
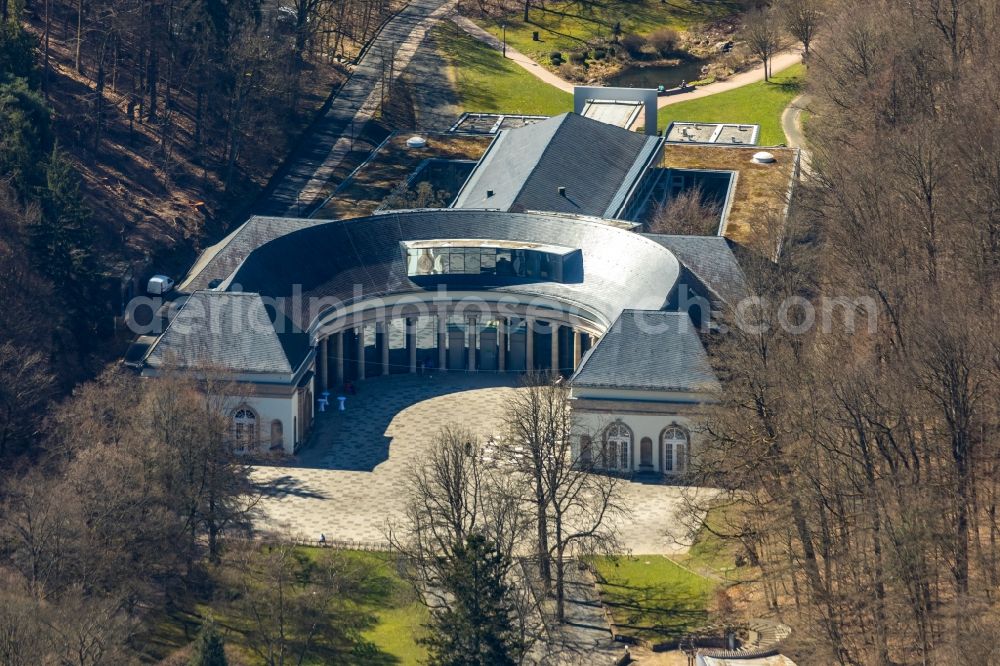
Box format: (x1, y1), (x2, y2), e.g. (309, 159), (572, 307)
(127, 111), (790, 468)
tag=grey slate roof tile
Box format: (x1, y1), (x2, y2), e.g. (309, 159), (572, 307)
(145, 291), (310, 375)
(183, 216), (322, 292)
(571, 310), (720, 393)
(227, 209), (682, 331)
(453, 113), (661, 218)
(642, 234), (748, 307)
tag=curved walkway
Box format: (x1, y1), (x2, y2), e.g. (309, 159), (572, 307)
(781, 93), (812, 173)
(655, 51), (801, 109)
(451, 15), (576, 94)
(452, 14), (802, 111)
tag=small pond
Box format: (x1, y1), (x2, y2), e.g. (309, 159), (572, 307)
(606, 57), (708, 89)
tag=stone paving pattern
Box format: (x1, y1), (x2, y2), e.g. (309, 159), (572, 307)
(252, 373), (717, 553)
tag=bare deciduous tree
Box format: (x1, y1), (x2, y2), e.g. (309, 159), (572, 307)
(0, 342), (54, 460)
(648, 184), (722, 236)
(777, 0), (823, 59)
(222, 540), (396, 665)
(501, 376), (626, 623)
(390, 425), (539, 659)
(742, 7), (783, 81)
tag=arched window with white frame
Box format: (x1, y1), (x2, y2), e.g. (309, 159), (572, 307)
(231, 406), (258, 452)
(661, 425), (689, 474)
(602, 422), (633, 472)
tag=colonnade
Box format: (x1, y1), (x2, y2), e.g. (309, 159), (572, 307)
(314, 313), (596, 391)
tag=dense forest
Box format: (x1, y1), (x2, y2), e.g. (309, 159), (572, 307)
(0, 1), (408, 661)
(0, 0), (399, 461)
(700, 0), (1000, 663)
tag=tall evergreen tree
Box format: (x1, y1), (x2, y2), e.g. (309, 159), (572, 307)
(0, 78), (51, 198)
(0, 22), (38, 85)
(32, 145), (92, 287)
(422, 533), (520, 666)
(30, 146), (108, 345)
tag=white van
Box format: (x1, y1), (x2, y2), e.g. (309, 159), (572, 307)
(147, 275), (175, 295)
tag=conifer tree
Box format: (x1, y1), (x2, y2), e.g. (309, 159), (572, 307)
(422, 533), (520, 666)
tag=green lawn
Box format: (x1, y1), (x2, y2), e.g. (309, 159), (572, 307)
(142, 548), (428, 665)
(471, 0), (734, 64)
(434, 21), (572, 116)
(591, 555), (718, 642)
(658, 63), (805, 146)
(677, 504), (747, 581)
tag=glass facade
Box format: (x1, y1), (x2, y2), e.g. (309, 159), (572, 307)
(405, 247), (563, 282)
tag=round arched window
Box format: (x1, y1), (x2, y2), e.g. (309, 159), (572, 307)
(232, 407), (258, 450)
(661, 426), (688, 473)
(603, 423), (632, 471)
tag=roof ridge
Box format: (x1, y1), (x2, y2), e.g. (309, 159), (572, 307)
(516, 113), (572, 199)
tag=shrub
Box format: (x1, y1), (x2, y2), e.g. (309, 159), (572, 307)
(568, 51), (587, 65)
(188, 620), (227, 666)
(593, 47), (607, 60)
(558, 63), (585, 81)
(648, 27), (680, 56)
(549, 51), (563, 65)
(620, 33), (646, 57)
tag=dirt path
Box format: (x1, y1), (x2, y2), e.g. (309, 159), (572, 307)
(781, 93), (811, 173)
(258, 0), (458, 216)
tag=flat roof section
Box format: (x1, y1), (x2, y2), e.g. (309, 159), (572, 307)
(312, 132), (493, 220)
(666, 122), (759, 146)
(662, 143), (799, 248)
(580, 100), (643, 129)
(447, 113), (549, 134)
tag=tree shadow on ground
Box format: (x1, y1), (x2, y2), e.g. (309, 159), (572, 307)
(254, 474), (330, 499)
(599, 580), (709, 638)
(770, 77), (803, 94)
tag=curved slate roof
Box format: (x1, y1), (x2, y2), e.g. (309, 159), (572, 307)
(225, 209), (681, 331)
(181, 216), (322, 292)
(571, 310), (720, 393)
(453, 113), (662, 218)
(642, 234), (748, 307)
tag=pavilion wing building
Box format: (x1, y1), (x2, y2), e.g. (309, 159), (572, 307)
(452, 112), (663, 221)
(130, 109), (797, 476)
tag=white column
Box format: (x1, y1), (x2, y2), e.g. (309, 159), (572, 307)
(437, 312), (447, 371)
(356, 324), (366, 380)
(498, 317), (506, 373)
(467, 316), (477, 372)
(408, 317), (417, 373)
(525, 317), (534, 371)
(550, 322), (560, 374)
(380, 320), (390, 375)
(573, 328), (582, 370)
(319, 337), (328, 390)
(335, 332), (344, 386)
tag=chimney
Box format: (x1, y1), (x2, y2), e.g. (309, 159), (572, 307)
(486, 189), (494, 198)
(558, 186), (566, 197)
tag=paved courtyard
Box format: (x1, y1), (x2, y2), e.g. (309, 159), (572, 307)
(251, 373), (717, 553)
